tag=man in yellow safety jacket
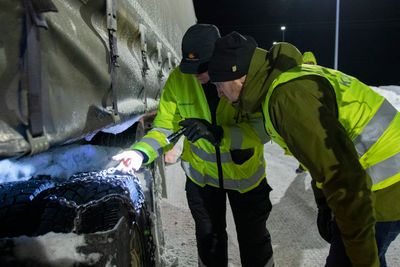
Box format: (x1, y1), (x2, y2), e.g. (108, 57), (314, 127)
(208, 31), (400, 267)
(113, 25), (274, 267)
(302, 51), (317, 65)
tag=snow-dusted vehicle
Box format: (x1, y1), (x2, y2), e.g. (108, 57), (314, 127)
(0, 0), (196, 265)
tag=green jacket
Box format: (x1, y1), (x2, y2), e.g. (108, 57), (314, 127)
(132, 67), (269, 193)
(265, 64), (400, 192)
(239, 43), (400, 267)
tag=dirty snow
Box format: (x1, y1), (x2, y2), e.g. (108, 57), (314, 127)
(12, 232), (101, 266)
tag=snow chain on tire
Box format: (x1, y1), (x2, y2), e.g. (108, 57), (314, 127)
(35, 168), (156, 265)
(145, 208), (157, 265)
(0, 168), (156, 265)
(36, 168), (144, 233)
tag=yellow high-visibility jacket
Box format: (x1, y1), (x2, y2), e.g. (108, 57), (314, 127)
(133, 67), (269, 193)
(239, 44), (400, 266)
(264, 64), (400, 191)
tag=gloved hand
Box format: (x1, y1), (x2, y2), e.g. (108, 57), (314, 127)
(179, 118), (223, 146)
(317, 205), (333, 243)
(311, 179), (333, 243)
(112, 150), (144, 173)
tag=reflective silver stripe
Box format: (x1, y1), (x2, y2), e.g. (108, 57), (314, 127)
(249, 120), (270, 144)
(230, 126), (243, 149)
(354, 100), (397, 156)
(181, 160), (266, 190)
(151, 127), (173, 137)
(189, 143), (231, 163)
(366, 151), (400, 185)
(140, 137), (164, 155)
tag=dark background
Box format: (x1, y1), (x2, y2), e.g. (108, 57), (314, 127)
(193, 0), (400, 86)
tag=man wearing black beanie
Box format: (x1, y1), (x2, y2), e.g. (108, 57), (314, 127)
(208, 31), (400, 267)
(114, 26), (274, 267)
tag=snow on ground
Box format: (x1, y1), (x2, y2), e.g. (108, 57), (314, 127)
(0, 86), (399, 266)
(11, 232), (102, 266)
(372, 86), (400, 109)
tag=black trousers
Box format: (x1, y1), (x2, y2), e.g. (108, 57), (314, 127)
(185, 177), (273, 267)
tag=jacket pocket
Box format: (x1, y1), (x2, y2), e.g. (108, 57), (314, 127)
(230, 148), (254, 165)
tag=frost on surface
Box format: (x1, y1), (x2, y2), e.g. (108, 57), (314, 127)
(0, 145), (122, 183)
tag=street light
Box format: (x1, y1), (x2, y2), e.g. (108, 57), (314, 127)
(272, 41), (278, 46)
(334, 0), (340, 69)
(280, 26), (286, 42)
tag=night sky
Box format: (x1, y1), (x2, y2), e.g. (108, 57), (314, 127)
(193, 0), (400, 86)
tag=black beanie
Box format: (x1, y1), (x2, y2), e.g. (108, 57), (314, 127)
(208, 31), (257, 82)
(180, 24), (221, 74)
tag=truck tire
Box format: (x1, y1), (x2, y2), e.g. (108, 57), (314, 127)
(36, 175), (137, 235)
(130, 208), (153, 267)
(35, 172), (155, 266)
(0, 176), (55, 238)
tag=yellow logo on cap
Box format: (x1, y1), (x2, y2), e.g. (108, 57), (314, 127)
(187, 52), (196, 59)
(232, 65), (237, 72)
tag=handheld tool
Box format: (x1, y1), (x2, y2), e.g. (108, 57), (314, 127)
(166, 127), (186, 144)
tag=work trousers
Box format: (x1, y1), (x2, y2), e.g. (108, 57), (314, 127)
(325, 219), (400, 267)
(185, 177), (273, 267)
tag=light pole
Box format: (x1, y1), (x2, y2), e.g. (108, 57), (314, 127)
(334, 0), (340, 69)
(280, 26), (286, 42)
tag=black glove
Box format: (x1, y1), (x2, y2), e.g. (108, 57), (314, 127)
(311, 180), (333, 243)
(179, 118), (223, 146)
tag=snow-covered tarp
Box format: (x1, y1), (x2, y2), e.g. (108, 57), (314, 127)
(0, 0), (196, 157)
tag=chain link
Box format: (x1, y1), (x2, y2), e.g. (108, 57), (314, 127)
(73, 193), (136, 233)
(145, 208), (156, 264)
(43, 168), (156, 263)
(70, 167), (145, 212)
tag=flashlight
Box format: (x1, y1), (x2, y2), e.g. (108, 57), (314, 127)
(166, 127), (186, 144)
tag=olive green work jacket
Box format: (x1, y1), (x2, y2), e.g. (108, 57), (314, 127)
(238, 43), (400, 267)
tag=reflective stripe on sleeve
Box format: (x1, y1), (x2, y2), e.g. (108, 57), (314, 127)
(151, 127), (173, 137)
(354, 100), (397, 156)
(140, 137), (164, 156)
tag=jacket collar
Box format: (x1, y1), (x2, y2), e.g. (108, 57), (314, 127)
(238, 43), (303, 113)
